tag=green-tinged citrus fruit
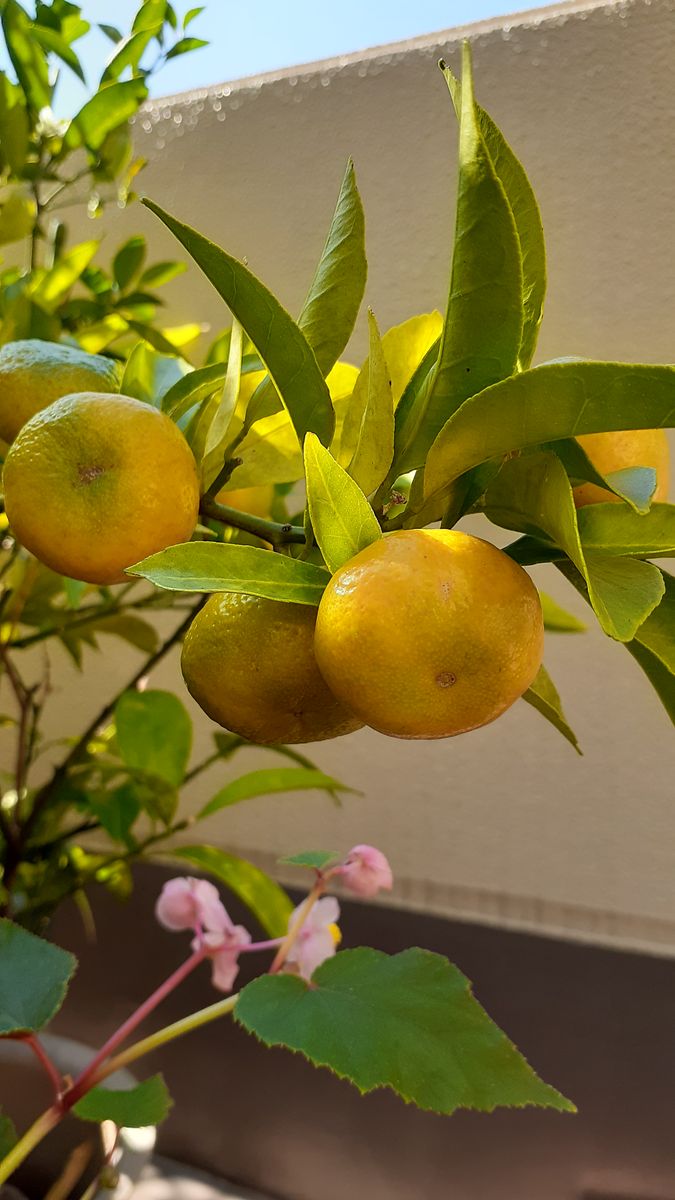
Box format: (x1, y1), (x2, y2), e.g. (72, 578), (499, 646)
(574, 429), (670, 507)
(181, 593), (363, 745)
(314, 529), (544, 739)
(0, 339), (121, 442)
(3, 392), (199, 585)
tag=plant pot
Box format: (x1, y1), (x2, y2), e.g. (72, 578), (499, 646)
(0, 1034), (155, 1199)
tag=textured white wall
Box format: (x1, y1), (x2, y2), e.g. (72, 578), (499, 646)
(53, 0), (675, 953)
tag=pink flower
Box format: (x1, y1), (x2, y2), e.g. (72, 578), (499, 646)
(196, 926), (252, 993)
(337, 845), (393, 898)
(155, 877), (230, 934)
(284, 896), (341, 981)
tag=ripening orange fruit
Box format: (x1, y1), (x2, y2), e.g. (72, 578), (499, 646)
(0, 339), (121, 443)
(314, 529), (544, 739)
(574, 429), (670, 507)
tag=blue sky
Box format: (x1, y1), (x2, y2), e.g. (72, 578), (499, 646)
(41, 0), (546, 114)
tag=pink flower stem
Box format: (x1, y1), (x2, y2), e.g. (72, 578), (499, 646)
(238, 937), (284, 954)
(22, 1035), (64, 1101)
(62, 944), (208, 1111)
(269, 879), (325, 974)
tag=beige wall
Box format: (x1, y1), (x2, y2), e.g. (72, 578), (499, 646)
(51, 0), (675, 953)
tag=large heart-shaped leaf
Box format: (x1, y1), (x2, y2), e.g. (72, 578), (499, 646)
(236, 948), (574, 1114)
(0, 920), (75, 1035)
(143, 198), (334, 448)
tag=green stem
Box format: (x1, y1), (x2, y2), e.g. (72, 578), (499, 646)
(0, 1105), (60, 1186)
(96, 993), (239, 1080)
(200, 498), (305, 547)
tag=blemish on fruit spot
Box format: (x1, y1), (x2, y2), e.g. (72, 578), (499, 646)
(78, 464), (105, 484)
(436, 671), (456, 688)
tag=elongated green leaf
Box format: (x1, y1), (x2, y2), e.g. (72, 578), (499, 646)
(33, 240), (99, 308)
(74, 1075), (172, 1127)
(577, 502), (675, 557)
(65, 78), (149, 152)
(0, 1112), (17, 1160)
(0, 74), (29, 175)
(171, 845), (292, 937)
(0, 920), (75, 1034)
(304, 433), (382, 573)
(539, 592), (586, 633)
(115, 689), (192, 786)
(547, 438), (656, 514)
(32, 25), (85, 81)
(101, 26), (157, 82)
(298, 158), (366, 375)
(424, 361), (675, 503)
(142, 198), (335, 447)
(560, 564), (675, 724)
(522, 665), (581, 753)
(344, 310), (395, 495)
(201, 318), (242, 490)
(484, 451), (664, 640)
(279, 850), (339, 870)
(199, 767), (352, 818)
(129, 542), (330, 605)
(2, 0), (51, 114)
(113, 235), (146, 290)
(236, 948), (573, 1113)
(397, 50), (522, 475)
(244, 160), (366, 429)
(162, 362), (226, 420)
(165, 36), (208, 60)
(139, 260), (186, 288)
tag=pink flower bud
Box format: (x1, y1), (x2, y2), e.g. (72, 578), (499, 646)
(155, 877), (231, 934)
(284, 896), (341, 981)
(338, 845), (393, 898)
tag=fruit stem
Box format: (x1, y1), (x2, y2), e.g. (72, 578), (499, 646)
(199, 497), (306, 546)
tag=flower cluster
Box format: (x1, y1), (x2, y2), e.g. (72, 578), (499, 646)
(155, 844), (393, 991)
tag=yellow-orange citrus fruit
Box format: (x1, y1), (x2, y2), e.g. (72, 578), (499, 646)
(0, 339), (121, 443)
(216, 484), (274, 518)
(574, 429), (670, 507)
(181, 593), (363, 745)
(314, 529), (544, 739)
(3, 392), (200, 585)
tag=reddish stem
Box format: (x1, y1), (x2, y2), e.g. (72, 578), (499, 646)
(63, 945), (208, 1111)
(23, 1035), (64, 1101)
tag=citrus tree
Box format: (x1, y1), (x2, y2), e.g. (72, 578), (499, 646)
(0, 35), (673, 1192)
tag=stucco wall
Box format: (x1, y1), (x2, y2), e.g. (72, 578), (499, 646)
(52, 0), (675, 953)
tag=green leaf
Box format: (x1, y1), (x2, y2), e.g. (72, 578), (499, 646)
(88, 613), (159, 654)
(199, 767), (353, 819)
(304, 433), (382, 573)
(298, 158), (366, 376)
(0, 1112), (17, 1160)
(87, 783), (140, 846)
(165, 35), (208, 60)
(201, 318), (242, 489)
(171, 845), (292, 937)
(398, 49), (523, 474)
(279, 850), (339, 870)
(115, 689), (192, 787)
(162, 361), (226, 420)
(2, 0), (51, 114)
(74, 1075), (172, 1127)
(32, 25), (85, 81)
(120, 341), (188, 408)
(0, 189), (36, 246)
(99, 24), (123, 42)
(66, 78), (149, 153)
(33, 240), (99, 308)
(483, 451), (664, 640)
(139, 259), (186, 288)
(522, 665), (581, 753)
(142, 197), (335, 447)
(0, 919), (76, 1034)
(344, 310), (395, 495)
(547, 438), (656, 513)
(0, 73), (29, 175)
(129, 542), (330, 604)
(113, 235), (146, 290)
(562, 564), (675, 724)
(539, 592), (586, 633)
(577, 502), (675, 558)
(132, 0), (168, 32)
(236, 948), (574, 1114)
(101, 27), (157, 82)
(184, 6), (205, 28)
(424, 360), (675, 503)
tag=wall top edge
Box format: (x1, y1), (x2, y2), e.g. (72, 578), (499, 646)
(140, 0), (635, 112)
